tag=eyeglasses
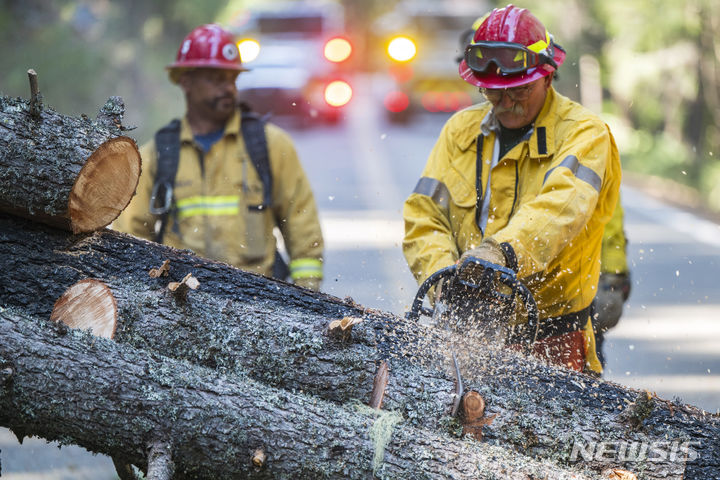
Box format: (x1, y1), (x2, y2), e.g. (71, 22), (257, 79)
(464, 41), (559, 75)
(481, 83), (536, 103)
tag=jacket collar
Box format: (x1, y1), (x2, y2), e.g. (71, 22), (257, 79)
(455, 87), (559, 159)
(528, 86), (556, 159)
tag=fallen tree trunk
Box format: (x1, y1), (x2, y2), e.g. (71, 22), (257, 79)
(0, 308), (597, 480)
(1, 214), (717, 479)
(0, 90), (141, 233)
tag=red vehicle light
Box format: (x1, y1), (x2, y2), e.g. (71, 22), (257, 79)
(421, 91), (473, 112)
(324, 37), (352, 63)
(384, 91), (410, 113)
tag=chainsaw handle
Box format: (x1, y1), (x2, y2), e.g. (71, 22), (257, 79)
(405, 260), (540, 353)
(455, 257), (518, 303)
(404, 264), (458, 321)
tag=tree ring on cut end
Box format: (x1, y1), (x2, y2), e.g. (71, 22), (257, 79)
(68, 136), (141, 233)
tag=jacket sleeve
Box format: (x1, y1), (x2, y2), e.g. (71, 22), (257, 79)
(268, 125), (324, 281)
(112, 140), (158, 241)
(402, 121), (461, 285)
(601, 198), (628, 274)
(492, 120), (620, 277)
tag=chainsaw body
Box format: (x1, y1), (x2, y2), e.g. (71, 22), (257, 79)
(405, 257), (539, 352)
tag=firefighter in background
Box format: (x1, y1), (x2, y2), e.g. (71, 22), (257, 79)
(403, 5), (622, 374)
(114, 24), (324, 290)
(594, 200), (632, 366)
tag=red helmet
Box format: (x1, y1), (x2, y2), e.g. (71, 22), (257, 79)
(459, 5), (565, 89)
(167, 24), (247, 82)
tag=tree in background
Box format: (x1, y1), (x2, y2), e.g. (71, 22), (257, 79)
(0, 0), (228, 143)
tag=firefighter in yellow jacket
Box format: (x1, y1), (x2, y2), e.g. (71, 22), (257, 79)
(403, 6), (621, 374)
(114, 24), (324, 290)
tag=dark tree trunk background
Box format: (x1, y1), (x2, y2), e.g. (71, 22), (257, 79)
(1, 214), (718, 479)
(0, 309), (599, 480)
(0, 95), (140, 233)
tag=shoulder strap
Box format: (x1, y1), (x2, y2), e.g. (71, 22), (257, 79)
(240, 103), (272, 208)
(151, 118), (181, 243)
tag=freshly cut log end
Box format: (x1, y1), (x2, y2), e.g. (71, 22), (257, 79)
(68, 136), (141, 233)
(50, 279), (117, 338)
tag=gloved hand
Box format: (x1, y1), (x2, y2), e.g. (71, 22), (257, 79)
(295, 277), (321, 292)
(593, 272), (631, 333)
(458, 238), (508, 282)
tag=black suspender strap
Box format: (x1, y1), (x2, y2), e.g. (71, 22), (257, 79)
(240, 104), (272, 209)
(474, 133), (484, 234)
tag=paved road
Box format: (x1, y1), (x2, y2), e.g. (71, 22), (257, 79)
(3, 74), (719, 478)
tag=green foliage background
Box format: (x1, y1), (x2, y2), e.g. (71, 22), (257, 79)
(1, 0), (718, 210)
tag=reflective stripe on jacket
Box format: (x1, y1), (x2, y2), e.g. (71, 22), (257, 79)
(403, 88), (621, 371)
(114, 110), (323, 281)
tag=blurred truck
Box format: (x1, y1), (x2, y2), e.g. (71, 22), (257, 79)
(372, 1), (486, 123)
(230, 1), (355, 126)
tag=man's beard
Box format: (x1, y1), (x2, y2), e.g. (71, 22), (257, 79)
(208, 94), (236, 112)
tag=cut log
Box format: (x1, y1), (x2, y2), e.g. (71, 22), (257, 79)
(50, 278), (117, 338)
(0, 308), (598, 480)
(1, 214), (718, 479)
(0, 93), (141, 233)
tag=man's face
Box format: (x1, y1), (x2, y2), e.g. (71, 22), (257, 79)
(180, 68), (239, 121)
(482, 76), (551, 129)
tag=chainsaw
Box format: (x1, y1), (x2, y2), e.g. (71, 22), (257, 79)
(405, 256), (539, 353)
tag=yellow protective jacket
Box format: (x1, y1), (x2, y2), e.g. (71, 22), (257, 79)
(114, 110), (323, 285)
(403, 88), (621, 369)
(601, 198), (628, 275)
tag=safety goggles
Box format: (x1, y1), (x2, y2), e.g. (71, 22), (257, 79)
(464, 41), (559, 75)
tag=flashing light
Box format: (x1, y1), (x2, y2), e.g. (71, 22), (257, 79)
(384, 91), (410, 113)
(388, 36), (416, 62)
(324, 80), (352, 107)
(237, 39), (260, 63)
(324, 37), (352, 63)
(420, 91), (473, 112)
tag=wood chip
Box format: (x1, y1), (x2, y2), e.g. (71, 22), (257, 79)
(149, 260), (171, 278)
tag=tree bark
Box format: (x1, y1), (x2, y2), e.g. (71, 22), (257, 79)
(1, 214), (717, 479)
(0, 95), (141, 233)
(0, 309), (596, 480)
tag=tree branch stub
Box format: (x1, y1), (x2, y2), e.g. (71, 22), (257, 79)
(27, 69), (42, 119)
(146, 441), (175, 480)
(369, 361), (389, 409)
